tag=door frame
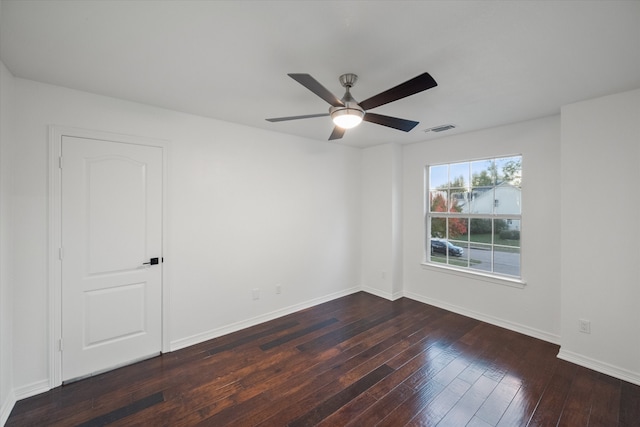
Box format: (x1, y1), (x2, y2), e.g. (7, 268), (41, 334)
(48, 125), (170, 388)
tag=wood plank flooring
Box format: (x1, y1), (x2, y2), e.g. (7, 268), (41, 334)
(7, 292), (640, 426)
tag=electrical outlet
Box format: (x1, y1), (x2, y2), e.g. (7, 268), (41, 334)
(579, 319), (591, 334)
(276, 284), (282, 294)
(252, 288), (260, 300)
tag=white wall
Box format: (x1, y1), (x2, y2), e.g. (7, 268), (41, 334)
(10, 77), (362, 395)
(361, 143), (403, 300)
(390, 143), (403, 297)
(0, 59), (15, 425)
(402, 116), (562, 343)
(559, 89), (640, 385)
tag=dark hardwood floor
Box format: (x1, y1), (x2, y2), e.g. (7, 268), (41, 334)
(7, 292), (640, 426)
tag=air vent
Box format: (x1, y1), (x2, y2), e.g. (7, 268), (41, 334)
(424, 124), (456, 133)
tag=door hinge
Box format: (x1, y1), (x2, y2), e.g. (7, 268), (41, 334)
(58, 339), (63, 352)
(59, 247), (64, 260)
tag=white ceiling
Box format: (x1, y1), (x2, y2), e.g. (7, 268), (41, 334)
(1, 0), (639, 148)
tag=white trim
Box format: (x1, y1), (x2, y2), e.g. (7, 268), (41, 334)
(171, 287), (361, 352)
(0, 389), (16, 427)
(13, 380), (50, 401)
(557, 348), (640, 386)
(420, 262), (526, 289)
(403, 290), (561, 345)
(47, 125), (170, 388)
(360, 285), (403, 301)
(47, 126), (62, 388)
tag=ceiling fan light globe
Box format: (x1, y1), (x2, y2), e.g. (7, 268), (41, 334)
(330, 105), (365, 129)
(333, 113), (363, 129)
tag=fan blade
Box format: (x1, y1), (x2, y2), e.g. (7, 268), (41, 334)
(328, 126), (346, 140)
(266, 113), (329, 122)
(288, 74), (344, 107)
(359, 72), (437, 111)
(363, 112), (419, 132)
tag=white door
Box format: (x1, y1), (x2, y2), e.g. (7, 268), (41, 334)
(61, 136), (163, 382)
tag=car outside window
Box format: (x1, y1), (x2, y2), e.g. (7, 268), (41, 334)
(426, 155), (522, 278)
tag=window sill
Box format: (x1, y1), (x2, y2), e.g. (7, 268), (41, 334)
(420, 262), (526, 289)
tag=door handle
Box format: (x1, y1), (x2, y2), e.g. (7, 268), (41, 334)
(143, 257), (160, 266)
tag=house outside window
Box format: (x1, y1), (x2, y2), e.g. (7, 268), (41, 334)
(426, 155), (522, 278)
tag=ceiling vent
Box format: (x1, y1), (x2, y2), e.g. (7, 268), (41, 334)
(424, 124), (456, 133)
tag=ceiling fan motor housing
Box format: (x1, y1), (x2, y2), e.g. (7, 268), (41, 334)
(339, 73), (358, 88)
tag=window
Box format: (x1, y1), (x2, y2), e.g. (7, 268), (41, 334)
(426, 155), (522, 279)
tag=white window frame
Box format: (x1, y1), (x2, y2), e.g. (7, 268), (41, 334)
(424, 155), (524, 285)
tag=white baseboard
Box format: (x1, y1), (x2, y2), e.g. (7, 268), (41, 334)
(360, 286), (403, 301)
(13, 379), (50, 402)
(0, 389), (16, 427)
(403, 290), (561, 345)
(557, 348), (640, 386)
(170, 286), (362, 352)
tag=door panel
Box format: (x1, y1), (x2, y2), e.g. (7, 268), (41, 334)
(61, 136), (162, 382)
(84, 282), (146, 347)
(86, 156), (147, 275)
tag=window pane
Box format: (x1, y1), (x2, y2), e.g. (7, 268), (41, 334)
(469, 218), (492, 243)
(429, 237), (448, 262)
(495, 156), (522, 188)
(471, 159), (495, 188)
(429, 165), (448, 190)
(450, 189), (469, 213)
(449, 162), (469, 189)
(431, 217), (446, 239)
(448, 217), (468, 241)
(469, 243), (492, 272)
(429, 249), (447, 264)
(494, 184), (521, 215)
(495, 219), (520, 247)
(449, 240), (469, 268)
(494, 246), (520, 277)
(429, 190), (448, 213)
(470, 187), (495, 214)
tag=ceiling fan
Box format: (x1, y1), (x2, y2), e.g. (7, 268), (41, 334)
(266, 72), (437, 140)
